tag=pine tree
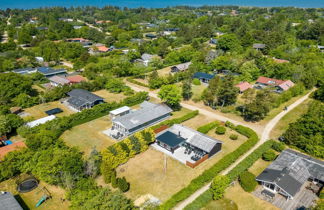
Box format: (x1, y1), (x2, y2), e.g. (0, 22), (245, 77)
(182, 80), (193, 100)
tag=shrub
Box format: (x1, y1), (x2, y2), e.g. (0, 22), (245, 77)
(225, 121), (235, 129)
(117, 177), (130, 192)
(192, 78), (201, 85)
(197, 121), (219, 134)
(239, 171), (258, 192)
(230, 134), (238, 140)
(210, 175), (230, 200)
(272, 141), (285, 152)
(262, 150), (276, 161)
(111, 170), (118, 188)
(215, 126), (226, 135)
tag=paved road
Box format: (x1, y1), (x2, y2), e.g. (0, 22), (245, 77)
(126, 80), (314, 209)
(174, 90), (314, 210)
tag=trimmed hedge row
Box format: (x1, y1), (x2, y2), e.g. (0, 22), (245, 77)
(159, 124), (259, 210)
(151, 110), (199, 130)
(184, 140), (275, 210)
(126, 78), (149, 88)
(197, 121), (219, 134)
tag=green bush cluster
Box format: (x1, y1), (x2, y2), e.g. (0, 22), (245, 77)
(126, 78), (149, 88)
(239, 171), (258, 192)
(160, 124), (259, 210)
(215, 126), (226, 135)
(197, 121), (219, 134)
(230, 134), (238, 140)
(320, 188), (324, 199)
(225, 121), (235, 129)
(272, 141), (285, 152)
(262, 150), (277, 161)
(151, 110), (199, 130)
(192, 78), (201, 85)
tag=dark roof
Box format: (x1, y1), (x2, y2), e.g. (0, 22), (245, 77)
(193, 72), (215, 80)
(0, 192), (23, 210)
(256, 149), (324, 197)
(67, 89), (104, 108)
(45, 108), (63, 115)
(253, 43), (266, 49)
(156, 131), (186, 148)
(37, 67), (67, 76)
(12, 67), (36, 74)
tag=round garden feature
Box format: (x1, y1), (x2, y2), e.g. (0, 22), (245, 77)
(17, 178), (38, 193)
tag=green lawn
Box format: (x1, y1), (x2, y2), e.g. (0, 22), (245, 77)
(202, 199), (238, 210)
(191, 84), (206, 101)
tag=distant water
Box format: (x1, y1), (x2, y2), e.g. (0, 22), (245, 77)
(1, 0), (323, 9)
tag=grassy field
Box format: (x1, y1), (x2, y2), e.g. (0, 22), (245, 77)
(191, 84), (206, 101)
(202, 199), (238, 210)
(0, 175), (69, 210)
(269, 99), (311, 140)
(60, 116), (115, 156)
(23, 101), (75, 120)
(249, 158), (272, 176)
(93, 90), (127, 103)
(225, 183), (278, 210)
(117, 115), (247, 202)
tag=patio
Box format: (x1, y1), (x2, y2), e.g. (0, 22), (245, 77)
(253, 182), (319, 210)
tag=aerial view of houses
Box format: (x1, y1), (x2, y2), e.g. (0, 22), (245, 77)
(0, 3), (323, 210)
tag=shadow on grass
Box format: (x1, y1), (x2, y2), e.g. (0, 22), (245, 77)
(14, 194), (30, 210)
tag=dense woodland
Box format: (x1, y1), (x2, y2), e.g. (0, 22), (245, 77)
(0, 5), (323, 210)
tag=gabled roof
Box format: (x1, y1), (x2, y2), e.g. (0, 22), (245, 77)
(97, 46), (109, 52)
(173, 62), (192, 71)
(49, 76), (70, 85)
(66, 75), (86, 83)
(256, 76), (285, 86)
(141, 53), (155, 61)
(12, 67), (37, 75)
(113, 101), (172, 130)
(110, 106), (131, 115)
(37, 67), (67, 76)
(235, 82), (252, 92)
(156, 131), (186, 148)
(256, 149), (324, 197)
(278, 80), (294, 91)
(0, 142), (26, 160)
(67, 89), (104, 108)
(193, 72), (215, 80)
(0, 192), (23, 210)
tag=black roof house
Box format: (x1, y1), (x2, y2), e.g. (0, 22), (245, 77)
(256, 149), (324, 199)
(0, 192), (23, 210)
(66, 89), (104, 111)
(193, 72), (215, 83)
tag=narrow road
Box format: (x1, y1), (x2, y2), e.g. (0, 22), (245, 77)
(77, 19), (111, 35)
(174, 90), (314, 210)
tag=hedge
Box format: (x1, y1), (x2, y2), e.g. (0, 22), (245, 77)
(197, 121), (219, 134)
(239, 171), (258, 192)
(184, 140), (275, 210)
(151, 110), (199, 130)
(215, 126), (226, 135)
(126, 78), (149, 88)
(159, 125), (259, 210)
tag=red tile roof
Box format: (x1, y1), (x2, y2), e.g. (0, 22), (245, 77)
(235, 82), (252, 92)
(0, 142), (26, 160)
(97, 46), (109, 52)
(256, 76), (285, 86)
(278, 80), (295, 91)
(66, 75), (87, 83)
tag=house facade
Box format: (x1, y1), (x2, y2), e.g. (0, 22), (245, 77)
(66, 89), (104, 111)
(111, 101), (172, 139)
(255, 76), (294, 93)
(171, 62), (192, 73)
(256, 149), (324, 200)
(193, 72), (215, 84)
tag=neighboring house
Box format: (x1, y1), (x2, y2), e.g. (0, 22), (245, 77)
(253, 43), (266, 50)
(209, 38), (218, 44)
(255, 76), (295, 93)
(171, 62), (192, 73)
(136, 53), (158, 66)
(235, 82), (252, 93)
(26, 115), (56, 128)
(317, 45), (324, 52)
(109, 106), (131, 119)
(256, 149), (324, 200)
(111, 101), (172, 139)
(145, 33), (157, 39)
(12, 67), (37, 75)
(66, 75), (86, 84)
(156, 124), (223, 156)
(89, 45), (110, 54)
(37, 67), (67, 77)
(66, 38), (89, 43)
(193, 72), (215, 84)
(0, 191), (23, 210)
(66, 89), (104, 111)
(35, 56), (44, 63)
(49, 76), (70, 87)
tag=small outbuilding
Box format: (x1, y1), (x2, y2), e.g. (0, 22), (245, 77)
(26, 115), (56, 128)
(109, 106), (131, 119)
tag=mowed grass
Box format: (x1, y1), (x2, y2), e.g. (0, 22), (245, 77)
(224, 184), (278, 210)
(191, 84), (206, 101)
(202, 198), (238, 210)
(23, 101), (75, 120)
(0, 175), (69, 210)
(269, 98), (311, 140)
(249, 158), (272, 176)
(93, 90), (127, 103)
(61, 116), (115, 157)
(117, 115), (247, 201)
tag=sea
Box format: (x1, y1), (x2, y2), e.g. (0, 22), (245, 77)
(0, 0), (324, 9)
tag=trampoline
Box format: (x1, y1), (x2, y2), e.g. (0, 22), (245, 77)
(17, 178), (38, 193)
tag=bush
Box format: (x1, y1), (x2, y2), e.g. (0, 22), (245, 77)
(197, 121), (219, 134)
(215, 126), (226, 135)
(272, 141), (285, 152)
(210, 175), (230, 200)
(126, 78), (149, 88)
(225, 121), (235, 129)
(152, 110), (199, 130)
(117, 177), (130, 192)
(192, 78), (201, 85)
(230, 134), (238, 140)
(262, 150), (276, 161)
(239, 171), (258, 192)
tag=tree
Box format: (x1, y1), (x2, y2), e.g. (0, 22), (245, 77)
(239, 171), (258, 192)
(210, 175), (230, 200)
(0, 114), (24, 136)
(117, 177), (130, 192)
(158, 84), (182, 108)
(217, 76), (239, 106)
(111, 169), (118, 188)
(243, 90), (274, 121)
(182, 80), (192, 100)
(217, 34), (242, 52)
(85, 147), (101, 178)
(238, 61), (261, 82)
(272, 141), (285, 152)
(313, 85), (324, 102)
